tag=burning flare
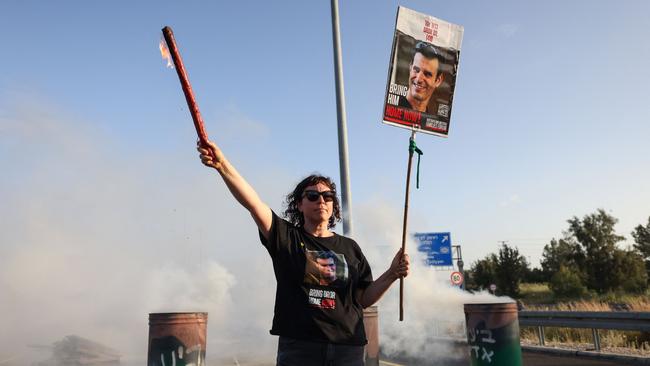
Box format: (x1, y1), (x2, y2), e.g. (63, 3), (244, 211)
(159, 39), (174, 69)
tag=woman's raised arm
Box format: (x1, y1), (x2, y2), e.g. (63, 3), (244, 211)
(197, 140), (272, 239)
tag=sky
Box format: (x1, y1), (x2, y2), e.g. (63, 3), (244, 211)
(1, 0), (650, 363)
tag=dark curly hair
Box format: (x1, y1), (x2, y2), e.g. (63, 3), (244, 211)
(283, 174), (341, 229)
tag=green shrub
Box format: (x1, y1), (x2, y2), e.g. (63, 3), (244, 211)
(549, 265), (588, 298)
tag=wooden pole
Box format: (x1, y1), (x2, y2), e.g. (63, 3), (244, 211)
(399, 131), (416, 321)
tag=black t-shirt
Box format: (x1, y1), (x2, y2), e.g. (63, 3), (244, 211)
(258, 212), (373, 345)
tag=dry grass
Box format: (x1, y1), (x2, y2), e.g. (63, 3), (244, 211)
(622, 296), (650, 311)
(519, 293), (650, 355)
(524, 296), (650, 311)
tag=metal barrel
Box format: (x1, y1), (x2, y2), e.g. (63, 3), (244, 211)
(363, 306), (379, 366)
(463, 303), (522, 366)
(147, 312), (208, 366)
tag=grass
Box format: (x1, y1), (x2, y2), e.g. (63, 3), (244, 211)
(517, 283), (650, 354)
(517, 282), (650, 310)
(518, 283), (554, 304)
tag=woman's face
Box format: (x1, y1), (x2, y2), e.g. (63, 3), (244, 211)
(297, 182), (334, 226)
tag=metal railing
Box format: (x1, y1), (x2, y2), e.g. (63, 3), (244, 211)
(519, 311), (650, 351)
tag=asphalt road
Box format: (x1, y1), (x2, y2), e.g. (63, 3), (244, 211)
(378, 348), (645, 366)
(522, 351), (631, 366)
(127, 347), (647, 366)
(127, 351), (644, 366)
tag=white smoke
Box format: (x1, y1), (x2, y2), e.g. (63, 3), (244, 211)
(145, 261), (236, 318)
(354, 203), (512, 362)
(0, 95), (510, 366)
(0, 96), (279, 365)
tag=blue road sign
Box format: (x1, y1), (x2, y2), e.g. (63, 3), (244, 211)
(414, 232), (452, 266)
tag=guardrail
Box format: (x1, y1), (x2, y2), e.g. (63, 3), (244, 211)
(518, 311), (650, 351)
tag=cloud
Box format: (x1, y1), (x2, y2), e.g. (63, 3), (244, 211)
(500, 194), (521, 207)
(207, 102), (271, 141)
(497, 23), (519, 38)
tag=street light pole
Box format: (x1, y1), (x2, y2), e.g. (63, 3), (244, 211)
(330, 0), (353, 236)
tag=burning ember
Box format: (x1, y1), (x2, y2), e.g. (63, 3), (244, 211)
(159, 39), (173, 68)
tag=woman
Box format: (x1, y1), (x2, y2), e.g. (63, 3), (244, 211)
(198, 140), (409, 366)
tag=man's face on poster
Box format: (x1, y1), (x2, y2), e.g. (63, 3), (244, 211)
(316, 257), (337, 284)
(408, 52), (444, 110)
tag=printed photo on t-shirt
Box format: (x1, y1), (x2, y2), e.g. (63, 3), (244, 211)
(304, 250), (348, 288)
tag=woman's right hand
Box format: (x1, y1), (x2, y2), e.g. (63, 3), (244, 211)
(197, 140), (224, 171)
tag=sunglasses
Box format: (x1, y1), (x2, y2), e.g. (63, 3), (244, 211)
(302, 190), (336, 202)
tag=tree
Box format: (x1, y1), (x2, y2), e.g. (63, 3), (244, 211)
(632, 216), (650, 277)
(468, 254), (497, 291)
(543, 210), (648, 296)
(540, 236), (585, 283)
(610, 249), (648, 293)
(494, 243), (528, 297)
(567, 209), (624, 293)
(522, 266), (546, 283)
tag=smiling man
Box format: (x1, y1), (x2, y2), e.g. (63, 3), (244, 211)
(399, 41), (444, 113)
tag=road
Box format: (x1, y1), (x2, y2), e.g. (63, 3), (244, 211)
(378, 348), (645, 366)
(129, 350), (645, 366)
(522, 351), (629, 366)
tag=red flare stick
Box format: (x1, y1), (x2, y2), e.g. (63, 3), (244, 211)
(162, 26), (209, 145)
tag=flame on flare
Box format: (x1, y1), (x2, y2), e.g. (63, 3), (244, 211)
(159, 39), (174, 69)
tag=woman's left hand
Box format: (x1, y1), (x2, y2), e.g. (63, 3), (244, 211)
(389, 248), (410, 280)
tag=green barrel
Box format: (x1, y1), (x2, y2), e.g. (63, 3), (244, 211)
(147, 312), (208, 366)
(464, 303), (522, 366)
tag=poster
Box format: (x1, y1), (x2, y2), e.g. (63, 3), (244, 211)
(383, 7), (464, 137)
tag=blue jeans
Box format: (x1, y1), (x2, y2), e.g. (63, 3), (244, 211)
(276, 336), (365, 366)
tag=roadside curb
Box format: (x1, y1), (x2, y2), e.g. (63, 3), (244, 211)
(523, 345), (650, 365)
